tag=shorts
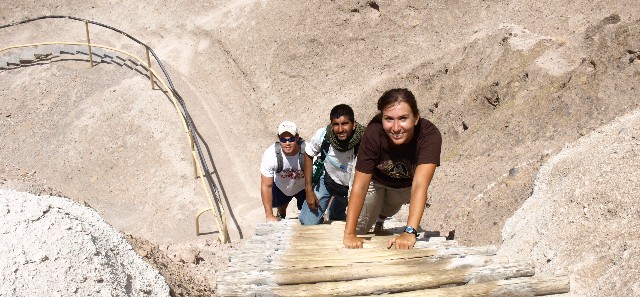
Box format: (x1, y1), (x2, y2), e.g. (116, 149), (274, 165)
(272, 185), (305, 210)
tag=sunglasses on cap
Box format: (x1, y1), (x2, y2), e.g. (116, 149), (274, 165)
(279, 136), (297, 143)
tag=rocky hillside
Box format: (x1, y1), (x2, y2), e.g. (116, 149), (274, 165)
(1, 1), (639, 296)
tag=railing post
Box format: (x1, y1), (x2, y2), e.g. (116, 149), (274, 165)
(189, 132), (198, 178)
(193, 153), (198, 178)
(222, 210), (229, 243)
(0, 17), (230, 243)
(84, 21), (94, 67)
(145, 48), (154, 89)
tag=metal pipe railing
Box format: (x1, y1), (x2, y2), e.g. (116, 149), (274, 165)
(0, 15), (229, 243)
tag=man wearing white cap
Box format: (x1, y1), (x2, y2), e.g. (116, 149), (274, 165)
(259, 121), (306, 222)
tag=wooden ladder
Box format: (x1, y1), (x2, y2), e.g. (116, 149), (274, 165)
(217, 219), (569, 296)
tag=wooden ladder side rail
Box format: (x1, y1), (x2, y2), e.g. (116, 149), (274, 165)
(0, 42), (229, 243)
(386, 275), (570, 297)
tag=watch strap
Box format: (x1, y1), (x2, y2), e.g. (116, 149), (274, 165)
(404, 226), (418, 237)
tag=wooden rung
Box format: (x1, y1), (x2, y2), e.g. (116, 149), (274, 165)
(292, 223), (346, 231)
(275, 255), (494, 285)
(283, 248), (439, 262)
(226, 253), (492, 273)
(229, 247), (438, 263)
(243, 234), (457, 249)
(383, 275), (570, 296)
(228, 246), (497, 270)
(228, 243), (488, 260)
(271, 261), (535, 296)
(235, 242), (460, 253)
(275, 221), (410, 233)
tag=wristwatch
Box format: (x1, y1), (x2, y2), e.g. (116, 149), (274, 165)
(404, 226), (418, 237)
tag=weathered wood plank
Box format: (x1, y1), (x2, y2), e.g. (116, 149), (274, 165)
(229, 246), (497, 269)
(385, 275), (571, 296)
(274, 255), (493, 285)
(271, 261), (535, 296)
(222, 255), (492, 283)
(245, 236), (457, 250)
(222, 255), (499, 283)
(283, 247), (438, 260)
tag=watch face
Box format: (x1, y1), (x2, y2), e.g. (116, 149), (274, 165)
(405, 226), (415, 233)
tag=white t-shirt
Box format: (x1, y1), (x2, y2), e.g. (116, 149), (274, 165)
(305, 127), (356, 186)
(260, 142), (306, 196)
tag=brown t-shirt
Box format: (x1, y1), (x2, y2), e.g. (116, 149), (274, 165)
(355, 118), (442, 188)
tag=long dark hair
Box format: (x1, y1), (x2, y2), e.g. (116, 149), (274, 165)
(369, 88), (420, 125)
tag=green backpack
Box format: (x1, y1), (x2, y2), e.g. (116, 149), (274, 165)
(311, 137), (331, 183)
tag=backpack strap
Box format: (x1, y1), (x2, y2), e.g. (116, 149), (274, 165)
(297, 139), (305, 170)
(353, 140), (360, 156)
(274, 142), (283, 173)
(319, 131), (331, 162)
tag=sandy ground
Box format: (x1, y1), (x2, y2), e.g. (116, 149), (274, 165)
(1, 1), (640, 295)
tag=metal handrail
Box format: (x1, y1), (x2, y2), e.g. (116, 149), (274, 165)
(0, 15), (229, 243)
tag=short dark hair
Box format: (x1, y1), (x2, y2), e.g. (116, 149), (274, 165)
(330, 104), (355, 122)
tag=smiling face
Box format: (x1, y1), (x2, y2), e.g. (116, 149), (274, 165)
(278, 132), (300, 156)
(331, 116), (356, 141)
(381, 101), (419, 145)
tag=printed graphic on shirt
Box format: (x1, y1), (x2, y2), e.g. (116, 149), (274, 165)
(279, 168), (304, 180)
(376, 159), (415, 179)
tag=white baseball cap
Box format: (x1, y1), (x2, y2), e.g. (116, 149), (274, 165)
(277, 121), (298, 135)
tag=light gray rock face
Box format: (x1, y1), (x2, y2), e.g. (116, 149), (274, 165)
(0, 189), (169, 296)
(499, 109), (640, 297)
